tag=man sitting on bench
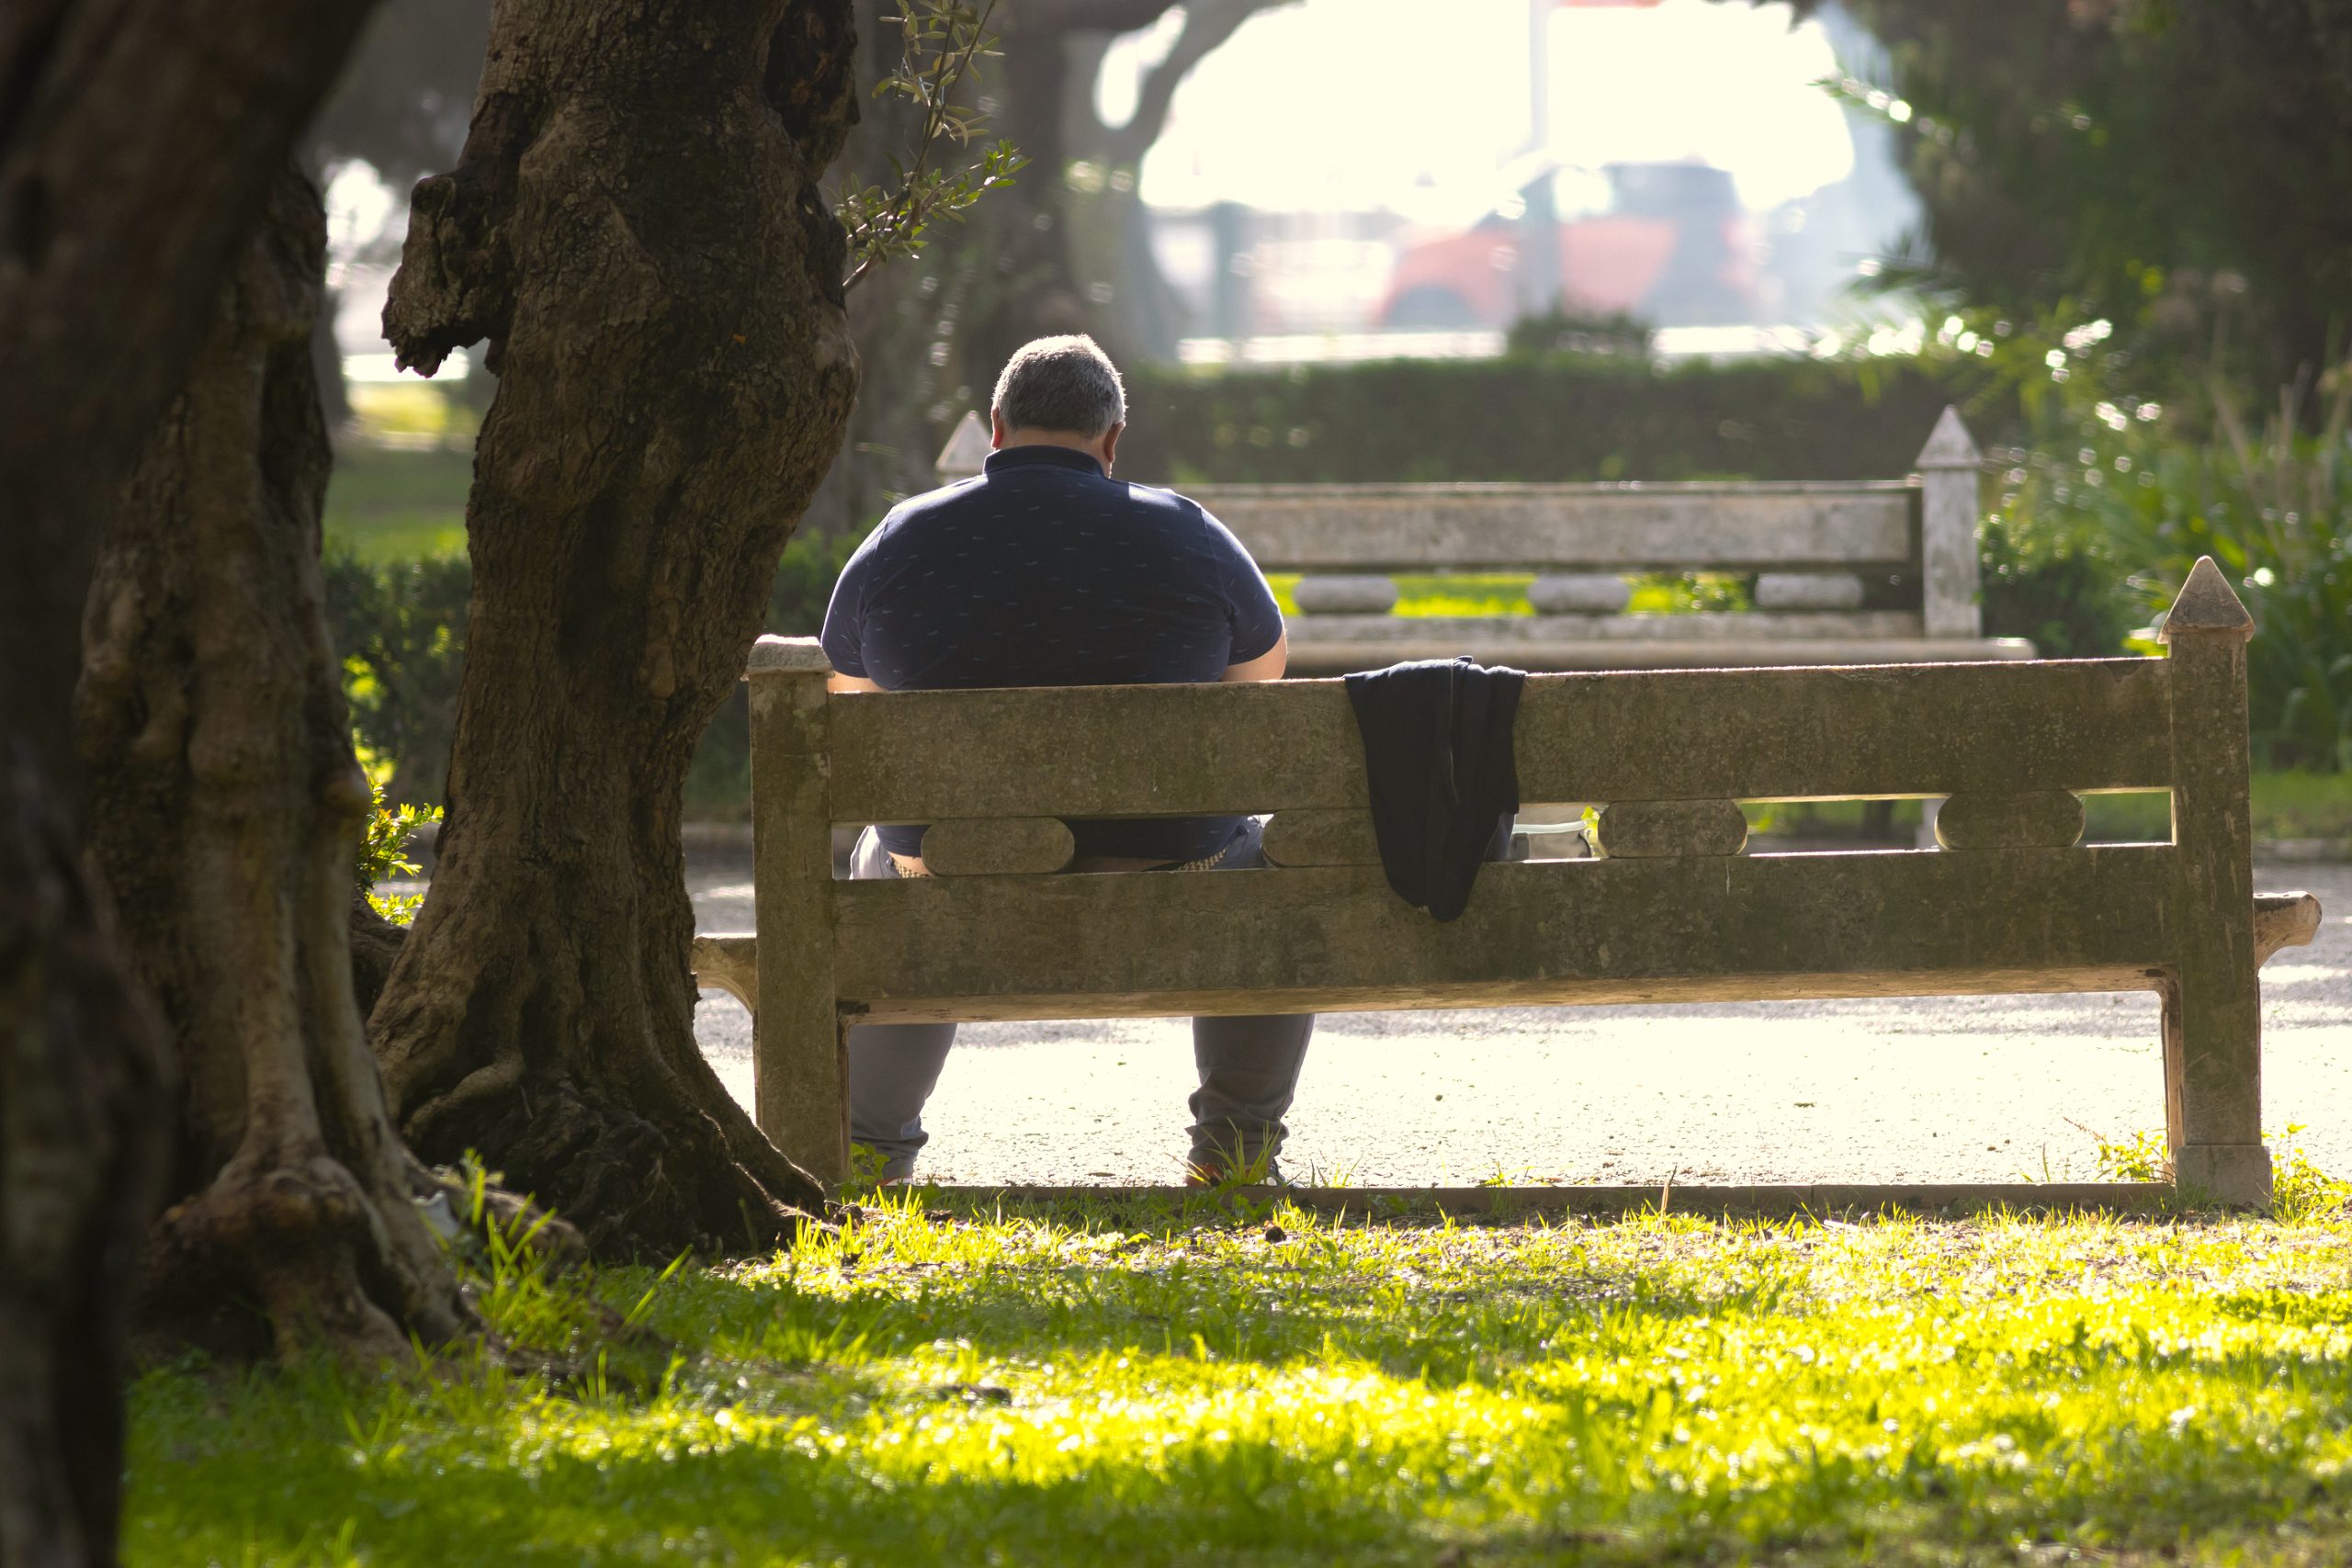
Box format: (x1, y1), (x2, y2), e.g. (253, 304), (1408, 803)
(820, 334), (1316, 1185)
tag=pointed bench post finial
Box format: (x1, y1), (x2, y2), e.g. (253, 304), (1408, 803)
(1916, 407), (1984, 637)
(2154, 554), (2267, 1206)
(2158, 554), (2256, 644)
(935, 409), (991, 481)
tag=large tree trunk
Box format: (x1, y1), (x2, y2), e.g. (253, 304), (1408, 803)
(79, 164), (473, 1362)
(0, 765), (174, 1568)
(373, 0), (863, 1258)
(0, 2), (379, 1561)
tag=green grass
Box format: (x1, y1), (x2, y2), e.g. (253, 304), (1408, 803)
(1266, 573), (1748, 618)
(125, 1189), (2352, 1566)
(2080, 773), (2352, 848)
(1733, 773), (2352, 848)
(322, 446), (474, 563)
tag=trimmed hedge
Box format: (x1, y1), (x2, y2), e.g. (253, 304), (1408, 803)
(1120, 354), (1989, 486)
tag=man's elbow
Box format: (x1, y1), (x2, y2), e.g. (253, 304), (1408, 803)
(1223, 633), (1290, 683)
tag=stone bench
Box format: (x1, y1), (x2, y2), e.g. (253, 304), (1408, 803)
(694, 557), (2319, 1209)
(944, 407), (2027, 674)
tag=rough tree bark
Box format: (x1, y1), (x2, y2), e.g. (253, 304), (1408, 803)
(373, 0), (863, 1257)
(1, 2), (378, 1562)
(79, 164), (474, 1362)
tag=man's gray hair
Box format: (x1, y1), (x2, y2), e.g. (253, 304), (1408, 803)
(991, 334), (1126, 437)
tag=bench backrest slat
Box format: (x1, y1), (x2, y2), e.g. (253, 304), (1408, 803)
(823, 657), (2174, 825)
(1191, 482), (1917, 572)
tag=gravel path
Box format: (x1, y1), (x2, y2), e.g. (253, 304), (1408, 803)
(692, 857), (2351, 1190)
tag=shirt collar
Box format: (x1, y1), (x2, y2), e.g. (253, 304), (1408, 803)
(984, 445), (1107, 478)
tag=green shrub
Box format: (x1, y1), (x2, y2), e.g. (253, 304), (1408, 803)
(2003, 370), (2352, 771)
(1976, 508), (2141, 660)
(1120, 353), (1985, 485)
(766, 525), (863, 635)
(325, 554), (471, 807)
(356, 772), (439, 925)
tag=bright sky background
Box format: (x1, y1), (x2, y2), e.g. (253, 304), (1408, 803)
(1102, 0), (1864, 222)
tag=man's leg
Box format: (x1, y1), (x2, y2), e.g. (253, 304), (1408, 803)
(1185, 818), (1315, 1179)
(842, 828), (956, 1181)
(1190, 1014), (1314, 1180)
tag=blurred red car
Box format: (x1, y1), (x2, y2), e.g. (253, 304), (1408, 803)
(1381, 162), (1758, 331)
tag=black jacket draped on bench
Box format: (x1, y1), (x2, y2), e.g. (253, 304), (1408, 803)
(1344, 657), (1525, 921)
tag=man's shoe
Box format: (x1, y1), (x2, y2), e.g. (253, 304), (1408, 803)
(1184, 1157), (1287, 1189)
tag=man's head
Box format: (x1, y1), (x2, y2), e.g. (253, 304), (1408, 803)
(989, 334), (1126, 471)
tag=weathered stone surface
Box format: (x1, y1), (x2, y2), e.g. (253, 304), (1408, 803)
(1528, 574), (1632, 615)
(746, 585), (2309, 1208)
(922, 818), (1076, 876)
(1754, 571), (1867, 611)
(1916, 404), (1983, 469)
(2160, 555), (2257, 642)
(1592, 798), (1747, 859)
(749, 657), (847, 1184)
(1183, 414), (2002, 664)
(1285, 636), (2032, 675)
(690, 933), (759, 1016)
(1934, 791), (2086, 851)
(830, 846), (2179, 1023)
(825, 659), (2175, 825)
(1261, 808), (1380, 867)
(1291, 574), (1400, 615)
(1917, 406), (1985, 638)
(2157, 557), (2266, 1206)
(2174, 1143), (2272, 1208)
(749, 634), (833, 673)
(1196, 482), (1915, 571)
(2255, 891), (2322, 964)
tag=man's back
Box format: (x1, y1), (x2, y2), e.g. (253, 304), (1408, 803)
(821, 446), (1282, 692)
(820, 444), (1285, 860)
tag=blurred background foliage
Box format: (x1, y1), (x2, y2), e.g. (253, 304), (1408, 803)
(1809, 0), (2352, 772)
(315, 0), (2351, 812)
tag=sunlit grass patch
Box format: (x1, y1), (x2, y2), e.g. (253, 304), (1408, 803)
(1265, 572), (1755, 621)
(126, 1195), (2352, 1566)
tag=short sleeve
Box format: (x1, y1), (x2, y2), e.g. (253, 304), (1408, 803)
(1198, 507), (1285, 663)
(818, 542), (871, 679)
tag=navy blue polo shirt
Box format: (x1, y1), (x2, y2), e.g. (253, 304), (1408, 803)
(820, 445), (1286, 862)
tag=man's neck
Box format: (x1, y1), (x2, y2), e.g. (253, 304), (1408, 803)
(999, 428), (1108, 469)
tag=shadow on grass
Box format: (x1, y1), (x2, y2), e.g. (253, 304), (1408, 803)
(126, 1204), (2352, 1568)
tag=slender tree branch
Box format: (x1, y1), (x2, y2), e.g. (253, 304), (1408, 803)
(842, 0), (1023, 292)
(1102, 0), (1293, 166)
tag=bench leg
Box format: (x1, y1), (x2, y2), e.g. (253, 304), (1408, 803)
(756, 984), (848, 1188)
(2161, 975), (2270, 1206)
(2157, 559), (2270, 1209)
(749, 651), (847, 1189)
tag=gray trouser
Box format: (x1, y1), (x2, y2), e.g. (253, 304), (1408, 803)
(845, 818), (1316, 1181)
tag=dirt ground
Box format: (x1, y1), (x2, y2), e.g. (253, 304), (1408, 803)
(689, 857), (2349, 1190)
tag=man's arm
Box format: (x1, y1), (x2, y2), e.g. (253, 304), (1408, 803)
(1223, 630), (1288, 682)
(828, 672), (885, 694)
